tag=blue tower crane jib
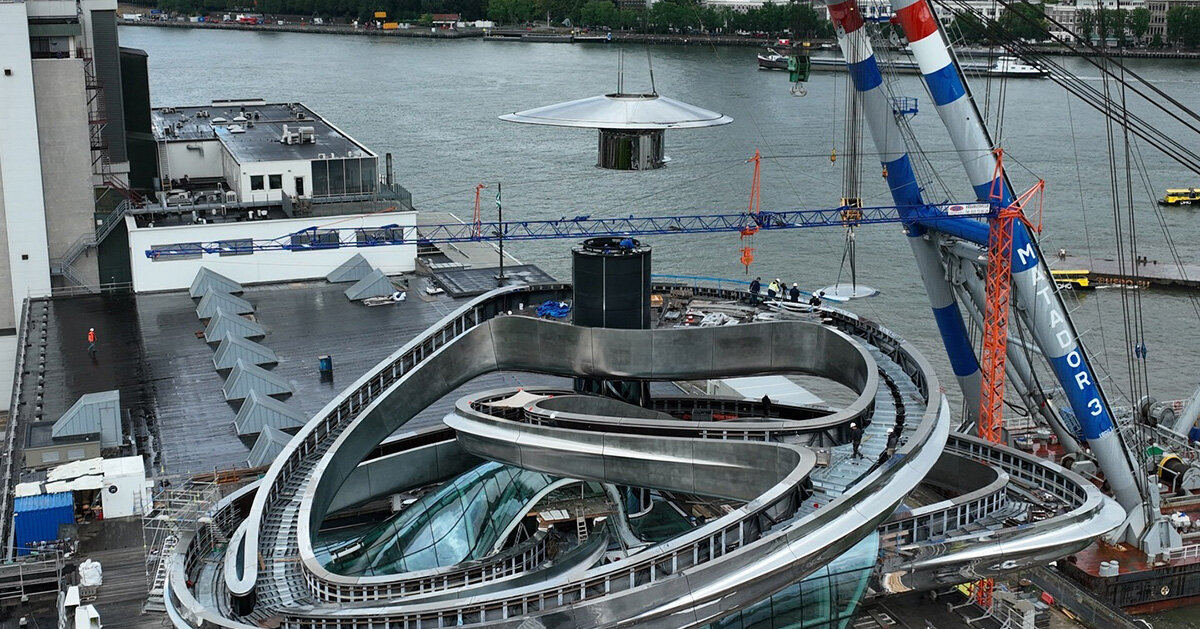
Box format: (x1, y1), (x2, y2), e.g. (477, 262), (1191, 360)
(142, 203), (991, 259)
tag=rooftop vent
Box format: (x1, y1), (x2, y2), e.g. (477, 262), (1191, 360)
(297, 126), (316, 144)
(211, 117), (228, 124)
(228, 125), (246, 134)
(280, 124), (301, 145)
(233, 115), (248, 123)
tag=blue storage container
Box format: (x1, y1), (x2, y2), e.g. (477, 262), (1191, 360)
(13, 492), (74, 556)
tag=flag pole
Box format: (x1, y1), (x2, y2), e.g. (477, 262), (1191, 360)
(495, 182), (505, 284)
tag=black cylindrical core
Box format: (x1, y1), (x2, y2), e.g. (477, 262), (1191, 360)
(572, 237), (651, 330)
(597, 129), (665, 170)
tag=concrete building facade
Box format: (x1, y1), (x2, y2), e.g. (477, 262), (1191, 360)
(0, 0), (134, 331)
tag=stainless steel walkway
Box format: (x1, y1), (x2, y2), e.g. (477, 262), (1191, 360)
(163, 283), (1121, 629)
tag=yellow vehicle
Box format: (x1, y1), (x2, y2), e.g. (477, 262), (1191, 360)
(1051, 269), (1092, 290)
(1161, 188), (1200, 205)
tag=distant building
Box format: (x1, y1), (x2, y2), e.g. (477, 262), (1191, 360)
(1147, 0), (1200, 40)
(432, 13), (461, 27)
(1041, 0), (1147, 42)
(133, 100), (416, 292)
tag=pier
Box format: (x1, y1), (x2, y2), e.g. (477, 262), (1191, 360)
(1056, 253), (1200, 288)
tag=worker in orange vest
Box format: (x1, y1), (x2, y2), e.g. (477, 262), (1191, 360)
(87, 327), (96, 358)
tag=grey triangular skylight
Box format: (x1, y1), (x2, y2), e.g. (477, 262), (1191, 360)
(327, 254), (374, 284)
(204, 310), (266, 344)
(213, 336), (278, 370)
(344, 269), (395, 301)
(196, 291), (254, 319)
(234, 390), (306, 436)
(222, 359), (294, 401)
(247, 425), (292, 468)
(189, 267), (243, 299)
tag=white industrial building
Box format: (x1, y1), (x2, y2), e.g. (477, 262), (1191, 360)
(132, 100), (415, 292)
(153, 100), (381, 205)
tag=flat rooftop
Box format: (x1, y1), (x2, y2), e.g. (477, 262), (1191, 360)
(151, 100), (373, 165)
(17, 271), (564, 480)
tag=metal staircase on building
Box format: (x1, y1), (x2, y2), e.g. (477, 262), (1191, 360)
(49, 199), (131, 293)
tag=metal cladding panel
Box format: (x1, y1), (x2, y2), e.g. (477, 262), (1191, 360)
(234, 390), (306, 436)
(119, 48), (151, 134)
(222, 360), (294, 401)
(247, 426), (291, 468)
(189, 267), (243, 298)
(89, 10), (127, 163)
(326, 254), (373, 283)
(572, 244), (651, 330)
(197, 291), (254, 319)
(214, 336), (278, 370)
(51, 390), (122, 448)
(343, 269), (394, 300)
(13, 492), (74, 555)
(204, 310), (266, 344)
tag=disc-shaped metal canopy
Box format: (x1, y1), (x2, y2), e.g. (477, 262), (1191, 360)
(500, 92), (732, 130)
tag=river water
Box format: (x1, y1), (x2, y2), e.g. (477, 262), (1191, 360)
(119, 26), (1200, 623)
(121, 24), (1200, 416)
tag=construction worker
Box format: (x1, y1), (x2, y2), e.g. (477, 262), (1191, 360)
(789, 283), (800, 302)
(809, 291), (824, 307)
(87, 327), (96, 358)
(767, 279), (780, 300)
(850, 422), (863, 459)
(749, 277), (761, 304)
(761, 395), (772, 418)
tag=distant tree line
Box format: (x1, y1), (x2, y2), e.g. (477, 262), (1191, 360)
(143, 0), (832, 37)
(1165, 6), (1200, 47)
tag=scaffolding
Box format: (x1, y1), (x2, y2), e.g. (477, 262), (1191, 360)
(140, 479), (237, 612)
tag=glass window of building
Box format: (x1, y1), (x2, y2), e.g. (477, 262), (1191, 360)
(269, 174), (283, 189)
(250, 175), (264, 190)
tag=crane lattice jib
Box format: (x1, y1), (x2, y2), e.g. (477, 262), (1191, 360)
(142, 203), (990, 258)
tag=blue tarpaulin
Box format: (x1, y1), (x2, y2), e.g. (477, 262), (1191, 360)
(537, 300), (571, 319)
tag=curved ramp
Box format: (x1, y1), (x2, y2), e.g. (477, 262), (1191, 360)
(162, 283), (1119, 629)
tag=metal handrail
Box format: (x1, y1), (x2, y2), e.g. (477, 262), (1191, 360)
(1, 299), (33, 559)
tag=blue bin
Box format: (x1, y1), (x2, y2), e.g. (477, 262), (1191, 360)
(318, 355), (333, 374)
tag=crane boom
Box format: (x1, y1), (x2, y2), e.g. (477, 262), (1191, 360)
(143, 202), (989, 258)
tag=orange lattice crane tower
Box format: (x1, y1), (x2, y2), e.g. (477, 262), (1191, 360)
(974, 150), (1043, 611)
(740, 150), (762, 272)
(979, 150), (1045, 444)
